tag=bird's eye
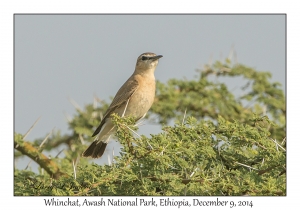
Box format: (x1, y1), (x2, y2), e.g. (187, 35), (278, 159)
(141, 56), (148, 61)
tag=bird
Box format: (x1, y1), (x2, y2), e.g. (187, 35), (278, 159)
(82, 52), (163, 158)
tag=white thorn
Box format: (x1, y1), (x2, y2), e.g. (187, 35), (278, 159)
(23, 116), (41, 140)
(235, 162), (258, 170)
(39, 127), (55, 148)
(182, 108), (187, 125)
(72, 160), (77, 179)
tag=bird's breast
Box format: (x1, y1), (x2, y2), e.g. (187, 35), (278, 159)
(126, 77), (155, 119)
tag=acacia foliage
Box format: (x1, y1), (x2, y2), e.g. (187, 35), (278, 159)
(14, 59), (286, 196)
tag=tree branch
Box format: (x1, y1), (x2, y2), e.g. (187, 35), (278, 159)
(14, 139), (67, 179)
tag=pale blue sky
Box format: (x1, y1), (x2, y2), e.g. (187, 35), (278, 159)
(14, 14), (285, 167)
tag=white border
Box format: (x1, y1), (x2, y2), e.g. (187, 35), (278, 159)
(2, 1), (297, 209)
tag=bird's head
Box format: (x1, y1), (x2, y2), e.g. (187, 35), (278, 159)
(135, 52), (163, 73)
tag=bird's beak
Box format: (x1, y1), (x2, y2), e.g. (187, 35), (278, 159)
(152, 55), (163, 61)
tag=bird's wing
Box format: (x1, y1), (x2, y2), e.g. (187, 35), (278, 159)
(92, 77), (139, 137)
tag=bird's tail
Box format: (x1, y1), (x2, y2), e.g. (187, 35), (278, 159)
(82, 141), (107, 158)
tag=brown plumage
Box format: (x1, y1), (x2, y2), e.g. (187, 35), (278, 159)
(82, 52), (163, 158)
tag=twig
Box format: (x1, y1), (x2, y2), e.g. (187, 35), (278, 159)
(121, 99), (130, 117)
(124, 124), (153, 150)
(281, 137), (286, 145)
(182, 108), (187, 125)
(25, 160), (32, 170)
(124, 125), (141, 138)
(255, 142), (267, 150)
(79, 134), (85, 145)
(261, 158), (264, 167)
(44, 135), (73, 149)
(135, 119), (146, 127)
(23, 116), (41, 140)
(39, 128), (55, 149)
(72, 160), (77, 179)
(93, 95), (98, 109)
(159, 144), (169, 156)
(63, 112), (72, 123)
(258, 165), (280, 175)
(190, 167), (199, 178)
(270, 138), (286, 152)
(68, 97), (82, 112)
(55, 149), (64, 158)
(235, 162), (258, 170)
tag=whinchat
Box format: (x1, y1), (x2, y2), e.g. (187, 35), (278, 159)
(82, 52), (163, 158)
